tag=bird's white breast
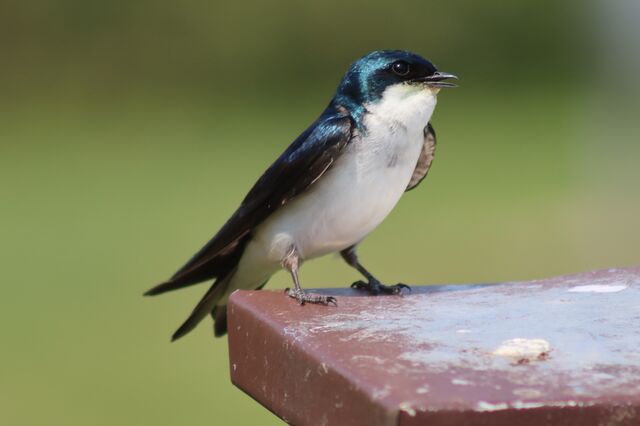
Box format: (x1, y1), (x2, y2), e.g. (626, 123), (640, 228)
(247, 85), (438, 272)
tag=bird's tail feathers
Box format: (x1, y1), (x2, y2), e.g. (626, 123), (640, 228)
(171, 271), (234, 341)
(207, 278), (269, 337)
(144, 236), (250, 297)
(144, 279), (189, 296)
(211, 305), (228, 337)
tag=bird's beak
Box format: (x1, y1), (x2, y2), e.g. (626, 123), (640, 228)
(421, 72), (458, 88)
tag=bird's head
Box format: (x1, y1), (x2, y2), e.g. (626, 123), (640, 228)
(334, 50), (457, 115)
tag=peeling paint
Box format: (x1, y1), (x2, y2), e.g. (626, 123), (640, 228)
(478, 400), (586, 412)
(493, 338), (551, 363)
(452, 378), (475, 386)
(351, 355), (386, 364)
(477, 401), (509, 411)
(568, 284), (628, 293)
(372, 385), (391, 400)
(399, 402), (416, 416)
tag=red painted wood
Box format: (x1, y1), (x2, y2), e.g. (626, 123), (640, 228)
(228, 267), (640, 425)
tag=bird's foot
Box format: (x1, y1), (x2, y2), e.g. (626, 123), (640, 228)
(350, 279), (411, 295)
(285, 288), (338, 306)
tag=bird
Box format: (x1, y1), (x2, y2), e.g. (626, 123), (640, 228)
(145, 50), (457, 341)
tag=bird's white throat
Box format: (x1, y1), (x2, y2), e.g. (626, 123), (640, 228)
(365, 83), (438, 134)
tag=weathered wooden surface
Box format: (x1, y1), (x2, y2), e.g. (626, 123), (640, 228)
(227, 267), (640, 425)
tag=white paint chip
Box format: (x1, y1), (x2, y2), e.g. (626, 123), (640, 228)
(399, 402), (416, 416)
(416, 386), (429, 394)
(372, 385), (391, 400)
(476, 401), (509, 412)
(451, 378), (474, 386)
(493, 338), (551, 362)
(477, 400), (584, 413)
(568, 284), (628, 293)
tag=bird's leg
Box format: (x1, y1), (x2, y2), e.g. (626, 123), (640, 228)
(340, 245), (410, 295)
(282, 246), (337, 306)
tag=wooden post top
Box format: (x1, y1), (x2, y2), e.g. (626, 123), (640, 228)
(228, 267), (640, 425)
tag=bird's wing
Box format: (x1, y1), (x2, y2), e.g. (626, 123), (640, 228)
(146, 107), (354, 295)
(406, 122), (437, 191)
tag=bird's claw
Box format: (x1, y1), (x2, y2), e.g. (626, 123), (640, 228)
(350, 280), (411, 295)
(390, 283), (411, 294)
(285, 288), (337, 306)
(350, 280), (369, 290)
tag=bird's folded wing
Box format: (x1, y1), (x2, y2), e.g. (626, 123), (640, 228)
(165, 109), (355, 287)
(406, 122), (437, 191)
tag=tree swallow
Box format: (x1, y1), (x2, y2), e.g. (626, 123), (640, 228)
(145, 50), (457, 340)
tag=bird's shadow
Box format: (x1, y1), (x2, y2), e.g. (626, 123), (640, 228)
(308, 283), (496, 298)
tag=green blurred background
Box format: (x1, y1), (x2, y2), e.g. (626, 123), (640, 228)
(1, 1), (639, 425)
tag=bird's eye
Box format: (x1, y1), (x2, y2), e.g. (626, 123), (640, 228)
(391, 61), (410, 76)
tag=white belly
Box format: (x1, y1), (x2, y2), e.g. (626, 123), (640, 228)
(223, 85), (438, 297)
(257, 132), (422, 260)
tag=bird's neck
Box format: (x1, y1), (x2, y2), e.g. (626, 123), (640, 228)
(333, 85), (437, 134)
(331, 95), (365, 129)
